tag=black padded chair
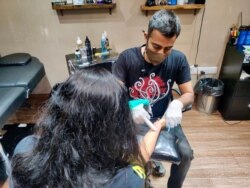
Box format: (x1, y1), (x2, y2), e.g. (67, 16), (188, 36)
(0, 53), (45, 129)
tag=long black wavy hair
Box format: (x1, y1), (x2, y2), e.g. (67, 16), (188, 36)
(11, 68), (142, 188)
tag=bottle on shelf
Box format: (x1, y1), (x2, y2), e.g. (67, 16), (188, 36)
(104, 31), (110, 51)
(81, 46), (87, 61)
(76, 36), (87, 61)
(188, 0), (195, 4)
(52, 0), (66, 5)
(104, 0), (112, 4)
(75, 49), (82, 61)
(73, 0), (84, 5)
(238, 26), (248, 46)
(99, 31), (110, 57)
(244, 26), (250, 45)
(145, 0), (155, 6)
(168, 0), (177, 5)
(85, 36), (93, 62)
(76, 36), (83, 49)
(177, 0), (184, 5)
(66, 0), (73, 4)
(101, 31), (108, 53)
(86, 0), (94, 4)
(101, 33), (106, 53)
(97, 0), (104, 4)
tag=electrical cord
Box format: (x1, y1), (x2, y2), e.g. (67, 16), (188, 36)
(193, 6), (206, 81)
(223, 120), (242, 125)
(224, 120), (250, 125)
(194, 6), (206, 67)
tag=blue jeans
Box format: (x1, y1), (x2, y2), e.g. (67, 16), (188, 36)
(167, 124), (194, 188)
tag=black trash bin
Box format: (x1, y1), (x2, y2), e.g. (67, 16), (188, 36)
(194, 78), (224, 114)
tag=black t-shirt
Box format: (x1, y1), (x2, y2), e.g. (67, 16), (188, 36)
(113, 46), (191, 118)
(105, 165), (145, 188)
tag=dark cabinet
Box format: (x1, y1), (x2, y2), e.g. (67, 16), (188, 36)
(218, 45), (250, 120)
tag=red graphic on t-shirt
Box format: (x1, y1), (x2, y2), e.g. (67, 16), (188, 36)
(129, 73), (171, 105)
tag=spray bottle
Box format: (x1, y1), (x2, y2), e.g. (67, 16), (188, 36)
(101, 32), (107, 53)
(104, 31), (110, 51)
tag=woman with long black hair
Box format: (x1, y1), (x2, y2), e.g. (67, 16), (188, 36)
(10, 68), (165, 188)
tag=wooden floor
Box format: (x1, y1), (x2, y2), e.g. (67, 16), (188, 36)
(151, 108), (250, 188)
(6, 94), (49, 125)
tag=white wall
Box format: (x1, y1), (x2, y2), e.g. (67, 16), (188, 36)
(0, 0), (249, 87)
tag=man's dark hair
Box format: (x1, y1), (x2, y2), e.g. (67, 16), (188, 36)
(148, 10), (181, 38)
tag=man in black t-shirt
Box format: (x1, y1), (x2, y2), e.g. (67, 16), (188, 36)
(113, 10), (194, 188)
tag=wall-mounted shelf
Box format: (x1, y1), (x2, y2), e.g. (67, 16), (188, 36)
(141, 4), (205, 16)
(52, 3), (116, 16)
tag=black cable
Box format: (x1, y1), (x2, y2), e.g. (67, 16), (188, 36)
(240, 12), (242, 26)
(194, 6), (206, 67)
(223, 120), (242, 125)
(195, 64), (198, 80)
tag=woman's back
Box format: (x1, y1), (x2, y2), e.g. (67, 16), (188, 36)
(11, 68), (144, 188)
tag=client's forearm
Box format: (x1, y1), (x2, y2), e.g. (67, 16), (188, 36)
(2, 178), (9, 188)
(139, 119), (165, 162)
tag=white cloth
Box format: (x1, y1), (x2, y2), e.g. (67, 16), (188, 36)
(166, 99), (184, 128)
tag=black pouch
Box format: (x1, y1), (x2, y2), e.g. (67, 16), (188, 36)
(137, 123), (181, 164)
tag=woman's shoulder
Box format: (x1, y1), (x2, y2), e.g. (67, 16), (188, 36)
(105, 165), (145, 188)
(13, 135), (39, 156)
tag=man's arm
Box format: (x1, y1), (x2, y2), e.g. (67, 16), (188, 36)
(177, 81), (194, 107)
(160, 81), (194, 128)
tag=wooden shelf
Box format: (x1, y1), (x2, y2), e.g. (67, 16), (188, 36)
(141, 4), (205, 16)
(52, 3), (116, 16)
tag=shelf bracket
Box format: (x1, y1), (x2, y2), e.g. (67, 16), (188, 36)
(194, 9), (197, 15)
(56, 10), (64, 16)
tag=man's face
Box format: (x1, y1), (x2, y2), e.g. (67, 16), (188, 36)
(145, 29), (177, 66)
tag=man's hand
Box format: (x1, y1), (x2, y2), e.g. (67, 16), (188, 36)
(129, 99), (158, 131)
(165, 99), (183, 128)
(131, 104), (150, 124)
(131, 104), (157, 131)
